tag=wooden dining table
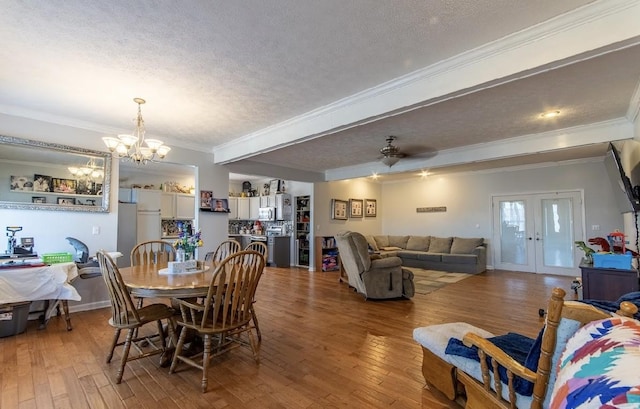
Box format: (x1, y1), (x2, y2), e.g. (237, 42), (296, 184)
(118, 263), (213, 299)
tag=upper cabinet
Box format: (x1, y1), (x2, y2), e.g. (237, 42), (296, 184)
(161, 192), (195, 219)
(131, 189), (161, 211)
(249, 196), (260, 220)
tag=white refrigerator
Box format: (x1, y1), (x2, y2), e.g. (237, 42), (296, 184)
(137, 209), (162, 244)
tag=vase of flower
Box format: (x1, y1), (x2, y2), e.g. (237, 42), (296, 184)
(176, 247), (186, 262)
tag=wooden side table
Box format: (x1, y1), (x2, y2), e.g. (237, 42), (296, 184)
(579, 262), (639, 301)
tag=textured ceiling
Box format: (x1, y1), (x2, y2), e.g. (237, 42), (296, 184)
(1, 0), (640, 182)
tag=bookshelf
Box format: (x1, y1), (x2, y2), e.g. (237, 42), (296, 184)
(295, 195), (310, 266)
(315, 236), (340, 272)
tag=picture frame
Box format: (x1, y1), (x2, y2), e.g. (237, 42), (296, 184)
(32, 196), (47, 204)
(331, 199), (348, 220)
(365, 199), (377, 217)
(269, 179), (281, 194)
(349, 199), (363, 218)
(52, 177), (77, 194)
(200, 190), (213, 210)
(57, 197), (76, 205)
(10, 175), (34, 191)
(211, 198), (229, 213)
(33, 174), (52, 192)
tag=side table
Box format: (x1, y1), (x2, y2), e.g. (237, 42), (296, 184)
(579, 262), (639, 301)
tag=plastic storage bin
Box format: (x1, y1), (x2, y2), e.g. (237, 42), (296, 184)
(42, 252), (73, 264)
(0, 302), (30, 337)
(592, 253), (632, 270)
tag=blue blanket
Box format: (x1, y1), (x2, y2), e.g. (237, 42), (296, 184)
(445, 328), (543, 396)
(580, 291), (640, 320)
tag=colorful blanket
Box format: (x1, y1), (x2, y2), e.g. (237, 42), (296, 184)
(550, 316), (640, 408)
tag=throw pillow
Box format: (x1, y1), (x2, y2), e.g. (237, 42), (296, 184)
(365, 235), (379, 252)
(428, 237), (453, 253)
(388, 235), (410, 249)
(407, 236), (430, 251)
(450, 237), (484, 254)
(374, 235), (389, 248)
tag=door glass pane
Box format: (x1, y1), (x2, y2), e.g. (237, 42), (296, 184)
(541, 198), (574, 268)
(499, 200), (527, 265)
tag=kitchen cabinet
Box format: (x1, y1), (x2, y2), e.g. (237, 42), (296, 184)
(228, 197), (251, 220)
(249, 196), (260, 220)
(131, 188), (161, 211)
(228, 197), (238, 219)
(260, 195), (275, 207)
(161, 193), (195, 219)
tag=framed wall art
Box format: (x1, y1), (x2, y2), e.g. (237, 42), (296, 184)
(200, 190), (213, 210)
(57, 197), (76, 205)
(365, 199), (377, 217)
(349, 199), (363, 218)
(331, 199), (348, 220)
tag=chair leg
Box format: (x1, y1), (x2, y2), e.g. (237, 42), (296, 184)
(169, 325), (188, 374)
(250, 304), (261, 344)
(116, 329), (135, 384)
(202, 334), (211, 393)
(61, 300), (72, 331)
(107, 329), (121, 363)
(247, 327), (260, 364)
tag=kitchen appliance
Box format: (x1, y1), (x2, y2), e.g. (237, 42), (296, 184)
(275, 193), (292, 220)
(258, 207), (275, 221)
(117, 203), (137, 267)
(137, 209), (162, 243)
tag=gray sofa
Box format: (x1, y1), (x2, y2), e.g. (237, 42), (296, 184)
(365, 235), (486, 274)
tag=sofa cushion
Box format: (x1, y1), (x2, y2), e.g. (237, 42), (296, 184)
(450, 237), (484, 254)
(406, 236), (430, 251)
(388, 235), (410, 249)
(428, 237), (453, 253)
(397, 250), (423, 260)
(441, 254), (477, 265)
(374, 235), (389, 248)
(380, 246), (402, 251)
(365, 235), (379, 251)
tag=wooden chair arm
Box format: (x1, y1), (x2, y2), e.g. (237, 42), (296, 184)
(463, 332), (537, 382)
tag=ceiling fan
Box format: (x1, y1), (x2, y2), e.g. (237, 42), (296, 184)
(379, 136), (405, 167)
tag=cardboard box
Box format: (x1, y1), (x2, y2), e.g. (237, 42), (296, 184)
(592, 253), (632, 270)
(0, 302), (30, 338)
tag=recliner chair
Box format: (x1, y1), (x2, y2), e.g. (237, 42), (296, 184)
(335, 231), (414, 299)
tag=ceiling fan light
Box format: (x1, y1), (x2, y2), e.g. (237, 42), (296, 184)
(381, 155), (401, 167)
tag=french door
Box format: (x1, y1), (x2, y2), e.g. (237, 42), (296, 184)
(492, 191), (584, 276)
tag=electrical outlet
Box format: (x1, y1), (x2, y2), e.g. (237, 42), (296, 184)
(92, 226), (100, 235)
(591, 225), (600, 231)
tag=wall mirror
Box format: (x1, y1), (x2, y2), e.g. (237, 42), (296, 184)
(0, 135), (111, 212)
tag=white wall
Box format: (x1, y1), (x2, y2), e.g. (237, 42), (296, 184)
(312, 159), (624, 271)
(0, 113), (229, 311)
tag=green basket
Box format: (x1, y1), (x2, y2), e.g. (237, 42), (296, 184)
(42, 252), (73, 264)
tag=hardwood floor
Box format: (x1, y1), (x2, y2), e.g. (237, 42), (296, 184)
(0, 267), (573, 408)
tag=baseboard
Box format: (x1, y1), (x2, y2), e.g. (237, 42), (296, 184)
(69, 300), (110, 313)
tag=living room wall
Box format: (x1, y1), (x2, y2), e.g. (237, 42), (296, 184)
(381, 159), (624, 268)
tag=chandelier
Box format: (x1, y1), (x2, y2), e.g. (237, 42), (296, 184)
(102, 98), (170, 164)
(68, 158), (104, 182)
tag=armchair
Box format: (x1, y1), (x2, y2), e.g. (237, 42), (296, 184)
(335, 231), (414, 299)
(413, 288), (638, 408)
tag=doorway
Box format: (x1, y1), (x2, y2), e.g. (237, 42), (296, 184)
(492, 191), (584, 276)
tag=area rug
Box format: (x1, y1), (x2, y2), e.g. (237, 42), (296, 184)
(405, 267), (472, 295)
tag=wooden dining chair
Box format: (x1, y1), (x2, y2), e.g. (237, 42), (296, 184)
(169, 250), (265, 393)
(97, 250), (176, 384)
(243, 241), (268, 342)
(130, 240), (176, 266)
(209, 239), (241, 265)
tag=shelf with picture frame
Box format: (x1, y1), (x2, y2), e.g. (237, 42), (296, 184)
(9, 190), (103, 207)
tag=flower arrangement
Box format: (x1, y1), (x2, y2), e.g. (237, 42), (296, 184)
(173, 223), (203, 259)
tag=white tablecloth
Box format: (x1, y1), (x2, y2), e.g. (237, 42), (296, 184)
(0, 262), (81, 304)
